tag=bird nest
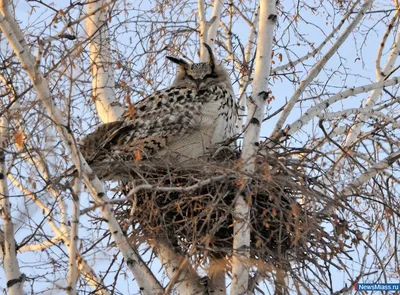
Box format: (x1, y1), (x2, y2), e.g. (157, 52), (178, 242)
(111, 147), (353, 272)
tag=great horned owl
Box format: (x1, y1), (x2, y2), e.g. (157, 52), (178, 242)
(80, 44), (237, 181)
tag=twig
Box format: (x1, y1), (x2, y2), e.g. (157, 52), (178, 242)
(0, 7), (163, 294)
(270, 0), (373, 137)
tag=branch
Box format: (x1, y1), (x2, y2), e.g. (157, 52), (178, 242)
(198, 0), (221, 61)
(272, 0), (360, 74)
(344, 15), (400, 147)
(0, 9), (163, 295)
(0, 0), (29, 58)
(232, 1), (277, 294)
(8, 175), (111, 295)
(268, 76), (400, 146)
(86, 0), (123, 123)
(270, 0), (373, 137)
(316, 108), (394, 120)
(127, 174), (232, 198)
(237, 4), (260, 130)
(342, 150), (400, 196)
(42, 0), (116, 44)
(18, 234), (61, 252)
(375, 10), (399, 77)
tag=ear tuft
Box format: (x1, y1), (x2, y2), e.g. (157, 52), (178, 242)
(166, 56), (188, 67)
(202, 43), (215, 71)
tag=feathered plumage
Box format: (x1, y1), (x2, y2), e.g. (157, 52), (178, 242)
(81, 44), (237, 180)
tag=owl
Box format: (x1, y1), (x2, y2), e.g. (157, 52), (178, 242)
(80, 44), (237, 181)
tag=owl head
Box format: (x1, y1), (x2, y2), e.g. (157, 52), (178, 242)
(167, 44), (232, 91)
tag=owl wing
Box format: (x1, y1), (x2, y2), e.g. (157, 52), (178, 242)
(81, 86), (203, 163)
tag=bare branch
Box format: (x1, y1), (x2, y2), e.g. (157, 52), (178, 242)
(270, 0), (373, 137)
(344, 12), (400, 147)
(8, 175), (111, 295)
(272, 1), (360, 74)
(269, 76), (400, 145)
(0, 8), (163, 294)
(342, 150), (400, 195)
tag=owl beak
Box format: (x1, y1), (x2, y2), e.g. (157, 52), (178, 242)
(195, 79), (202, 88)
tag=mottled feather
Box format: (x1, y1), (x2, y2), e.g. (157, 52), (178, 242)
(81, 47), (237, 180)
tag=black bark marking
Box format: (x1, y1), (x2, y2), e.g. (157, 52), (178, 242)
(250, 118), (260, 125)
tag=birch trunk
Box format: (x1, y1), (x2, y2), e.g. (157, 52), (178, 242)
(198, 0), (223, 62)
(155, 239), (205, 295)
(86, 0), (123, 123)
(231, 1), (277, 294)
(0, 115), (24, 295)
(206, 0), (223, 46)
(198, 0), (208, 62)
(67, 180), (81, 295)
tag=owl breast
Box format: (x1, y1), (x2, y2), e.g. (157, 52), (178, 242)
(157, 85), (237, 161)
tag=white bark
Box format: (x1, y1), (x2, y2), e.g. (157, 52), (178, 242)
(155, 239), (205, 295)
(375, 11), (399, 76)
(0, 0), (28, 54)
(17, 235), (61, 252)
(318, 108), (399, 129)
(198, 0), (208, 62)
(316, 108), (392, 120)
(270, 0), (374, 138)
(241, 2), (276, 168)
(0, 9), (163, 295)
(317, 108), (362, 120)
(0, 115), (24, 295)
(232, 1), (277, 294)
(198, 0), (224, 61)
(231, 194), (251, 295)
(207, 0), (224, 45)
(67, 180), (81, 295)
(86, 0), (123, 123)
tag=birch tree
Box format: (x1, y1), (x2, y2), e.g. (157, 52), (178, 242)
(0, 0), (399, 294)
